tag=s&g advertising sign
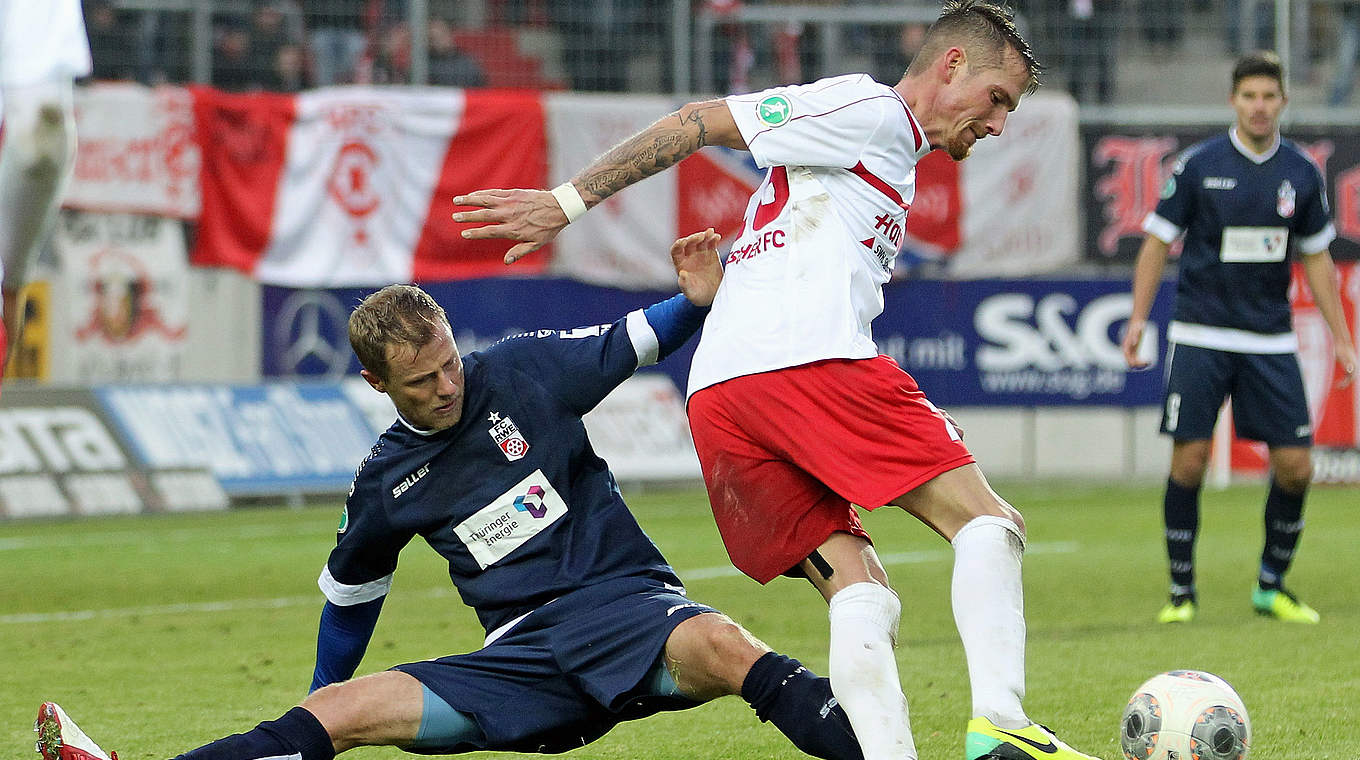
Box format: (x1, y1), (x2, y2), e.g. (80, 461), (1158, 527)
(878, 278), (1175, 406)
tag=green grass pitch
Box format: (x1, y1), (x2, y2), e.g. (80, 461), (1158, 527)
(3, 482), (1357, 759)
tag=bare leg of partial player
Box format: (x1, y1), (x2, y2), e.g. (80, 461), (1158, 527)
(0, 78), (79, 372)
(803, 463), (1030, 760)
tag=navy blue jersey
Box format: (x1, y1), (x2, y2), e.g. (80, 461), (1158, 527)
(1144, 129), (1335, 344)
(319, 300), (701, 637)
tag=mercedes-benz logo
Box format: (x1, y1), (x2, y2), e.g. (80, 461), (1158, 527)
(273, 290), (351, 378)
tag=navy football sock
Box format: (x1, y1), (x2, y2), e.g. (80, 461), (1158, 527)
(1259, 478), (1306, 589)
(741, 652), (863, 760)
(173, 706), (335, 760)
(1163, 477), (1200, 598)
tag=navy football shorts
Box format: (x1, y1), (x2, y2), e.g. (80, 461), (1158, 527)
(1160, 342), (1312, 446)
(393, 575), (716, 754)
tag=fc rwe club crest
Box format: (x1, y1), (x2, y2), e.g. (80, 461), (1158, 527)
(1277, 179), (1296, 218)
(488, 411), (530, 461)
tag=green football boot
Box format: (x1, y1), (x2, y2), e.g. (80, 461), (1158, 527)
(965, 717), (1099, 760)
(1252, 585), (1319, 623)
(1156, 595), (1196, 624)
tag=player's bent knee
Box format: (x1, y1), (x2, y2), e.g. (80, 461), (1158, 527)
(302, 671), (424, 749)
(666, 613), (769, 699)
(998, 501), (1026, 538)
(954, 513), (1027, 553)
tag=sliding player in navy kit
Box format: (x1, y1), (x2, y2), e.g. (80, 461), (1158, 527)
(36, 230), (862, 760)
(1122, 52), (1357, 625)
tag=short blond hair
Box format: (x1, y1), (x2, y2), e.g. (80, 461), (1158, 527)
(348, 284), (449, 380)
(908, 0), (1043, 94)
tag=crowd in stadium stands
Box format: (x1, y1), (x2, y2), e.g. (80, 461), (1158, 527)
(78, 0), (1360, 104)
(82, 0), (489, 91)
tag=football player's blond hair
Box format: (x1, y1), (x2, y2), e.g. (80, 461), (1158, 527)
(908, 0), (1043, 94)
(348, 284), (449, 380)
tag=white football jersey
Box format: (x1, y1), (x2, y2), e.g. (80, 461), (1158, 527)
(0, 0), (91, 89)
(687, 74), (931, 396)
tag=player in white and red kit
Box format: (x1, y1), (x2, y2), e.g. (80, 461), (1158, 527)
(453, 3), (1097, 759)
(0, 0), (91, 385)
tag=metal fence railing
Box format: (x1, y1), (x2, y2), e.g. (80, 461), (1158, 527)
(89, 0), (1360, 111)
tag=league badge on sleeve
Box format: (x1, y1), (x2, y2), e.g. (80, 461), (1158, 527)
(488, 411), (530, 461)
(756, 95), (792, 127)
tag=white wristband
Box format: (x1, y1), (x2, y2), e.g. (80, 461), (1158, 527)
(550, 183), (588, 223)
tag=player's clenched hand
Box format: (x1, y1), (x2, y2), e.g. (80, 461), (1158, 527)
(1121, 320), (1151, 370)
(452, 188), (568, 265)
(671, 228), (723, 308)
(1336, 342), (1358, 388)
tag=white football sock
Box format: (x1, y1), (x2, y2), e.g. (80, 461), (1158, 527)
(0, 79), (77, 293)
(951, 515), (1029, 729)
(827, 581), (916, 760)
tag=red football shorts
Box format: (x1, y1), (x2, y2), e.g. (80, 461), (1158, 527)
(687, 355), (975, 584)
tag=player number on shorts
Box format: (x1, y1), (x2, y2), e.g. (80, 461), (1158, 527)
(1165, 393), (1181, 432)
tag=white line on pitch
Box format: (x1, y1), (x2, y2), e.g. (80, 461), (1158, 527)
(0, 541), (1077, 625)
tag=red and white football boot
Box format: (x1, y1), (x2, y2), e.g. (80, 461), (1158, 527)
(34, 703), (117, 760)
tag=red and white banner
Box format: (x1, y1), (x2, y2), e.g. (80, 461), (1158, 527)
(64, 83), (201, 218)
(548, 90), (1081, 286)
(191, 86), (546, 286)
(544, 93), (762, 288)
(70, 85), (1077, 288)
(51, 210), (190, 382)
(1228, 262), (1360, 482)
(942, 91), (1081, 276)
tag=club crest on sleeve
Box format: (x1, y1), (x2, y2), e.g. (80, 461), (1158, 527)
(489, 411), (530, 461)
(1277, 179), (1296, 218)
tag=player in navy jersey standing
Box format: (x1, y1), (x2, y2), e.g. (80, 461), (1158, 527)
(34, 231), (863, 760)
(1121, 51), (1358, 625)
(451, 3), (1103, 760)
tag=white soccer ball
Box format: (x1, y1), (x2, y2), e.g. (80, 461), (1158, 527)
(1120, 670), (1251, 760)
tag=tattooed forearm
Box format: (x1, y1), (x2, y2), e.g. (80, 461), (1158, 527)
(573, 100), (734, 206)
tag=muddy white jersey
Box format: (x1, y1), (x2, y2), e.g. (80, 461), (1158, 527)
(687, 74), (932, 396)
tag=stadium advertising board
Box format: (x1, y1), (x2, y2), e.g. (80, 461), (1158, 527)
(263, 281), (705, 481)
(264, 277), (1166, 408)
(1083, 125), (1360, 264)
(96, 383), (375, 495)
(581, 373), (700, 481)
(877, 278), (1175, 407)
(0, 387), (225, 518)
(261, 279), (698, 389)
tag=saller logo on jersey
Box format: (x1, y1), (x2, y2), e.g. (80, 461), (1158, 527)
(756, 95), (792, 127)
(488, 411), (530, 461)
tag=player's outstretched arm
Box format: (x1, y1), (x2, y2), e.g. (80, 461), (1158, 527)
(452, 99), (744, 265)
(671, 228), (723, 307)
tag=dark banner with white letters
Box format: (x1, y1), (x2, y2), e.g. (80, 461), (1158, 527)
(879, 278), (1176, 407)
(1082, 125), (1360, 264)
(263, 278), (1174, 408)
(261, 280), (698, 388)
